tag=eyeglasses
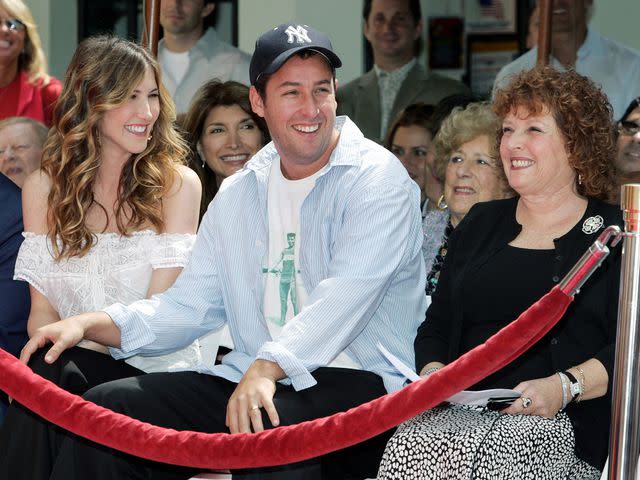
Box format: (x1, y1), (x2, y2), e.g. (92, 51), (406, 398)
(619, 120), (640, 136)
(0, 18), (25, 32)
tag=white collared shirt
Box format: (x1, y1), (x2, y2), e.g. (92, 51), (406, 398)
(493, 29), (640, 120)
(158, 27), (251, 113)
(106, 117), (426, 393)
(374, 58), (417, 139)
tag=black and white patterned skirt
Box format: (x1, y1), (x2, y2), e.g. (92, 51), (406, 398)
(377, 405), (600, 480)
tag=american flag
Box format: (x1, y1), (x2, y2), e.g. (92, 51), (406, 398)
(478, 0), (505, 20)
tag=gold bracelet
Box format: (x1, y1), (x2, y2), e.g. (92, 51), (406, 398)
(575, 366), (586, 402)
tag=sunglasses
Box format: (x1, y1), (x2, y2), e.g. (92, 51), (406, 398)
(618, 120), (640, 136)
(1, 18), (25, 32)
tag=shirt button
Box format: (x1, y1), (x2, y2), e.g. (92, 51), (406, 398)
(551, 338), (559, 345)
(552, 275), (560, 282)
(255, 240), (262, 247)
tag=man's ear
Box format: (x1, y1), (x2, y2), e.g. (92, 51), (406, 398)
(249, 86), (266, 118)
(202, 2), (215, 19)
(334, 78), (339, 92)
(413, 18), (424, 41)
(363, 19), (372, 44)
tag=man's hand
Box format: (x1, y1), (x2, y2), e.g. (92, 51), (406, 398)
(20, 311), (118, 366)
(226, 359), (285, 434)
(20, 316), (87, 365)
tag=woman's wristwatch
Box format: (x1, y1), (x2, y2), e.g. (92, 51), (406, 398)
(562, 370), (584, 402)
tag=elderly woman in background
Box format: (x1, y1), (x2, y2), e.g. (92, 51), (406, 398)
(0, 0), (61, 126)
(378, 66), (620, 479)
(182, 79), (269, 221)
(425, 102), (513, 294)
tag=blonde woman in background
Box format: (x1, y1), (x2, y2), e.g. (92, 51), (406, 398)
(0, 0), (61, 126)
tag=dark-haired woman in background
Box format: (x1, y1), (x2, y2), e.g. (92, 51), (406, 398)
(182, 79), (269, 221)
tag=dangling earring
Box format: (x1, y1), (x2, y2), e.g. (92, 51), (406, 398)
(578, 173), (583, 186)
(437, 194), (448, 210)
(147, 134), (153, 141)
(197, 144), (205, 168)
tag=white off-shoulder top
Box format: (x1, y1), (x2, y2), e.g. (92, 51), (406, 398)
(14, 230), (201, 373)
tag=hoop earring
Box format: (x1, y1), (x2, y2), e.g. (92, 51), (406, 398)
(437, 194), (448, 210)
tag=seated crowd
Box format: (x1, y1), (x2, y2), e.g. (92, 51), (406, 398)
(1, 0), (640, 479)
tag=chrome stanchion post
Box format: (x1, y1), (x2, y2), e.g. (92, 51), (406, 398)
(609, 184), (640, 480)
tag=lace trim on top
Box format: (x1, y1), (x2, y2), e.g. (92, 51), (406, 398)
(14, 230), (196, 318)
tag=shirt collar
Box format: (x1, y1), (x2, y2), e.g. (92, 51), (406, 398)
(577, 28), (598, 60)
(158, 27), (219, 59)
(246, 116), (364, 174)
(373, 57), (417, 81)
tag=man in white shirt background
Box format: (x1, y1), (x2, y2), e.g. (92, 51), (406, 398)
(493, 0), (640, 120)
(159, 0), (251, 113)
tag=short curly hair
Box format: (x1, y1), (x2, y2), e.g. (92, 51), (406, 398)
(432, 102), (506, 187)
(493, 66), (616, 201)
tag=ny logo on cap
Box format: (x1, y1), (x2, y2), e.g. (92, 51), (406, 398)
(284, 25), (311, 44)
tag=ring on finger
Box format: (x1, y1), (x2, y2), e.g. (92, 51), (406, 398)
(521, 397), (532, 409)
(250, 405), (260, 412)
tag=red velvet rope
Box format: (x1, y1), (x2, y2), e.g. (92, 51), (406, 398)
(0, 286), (571, 469)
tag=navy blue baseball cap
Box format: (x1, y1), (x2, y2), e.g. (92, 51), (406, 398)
(250, 23), (342, 85)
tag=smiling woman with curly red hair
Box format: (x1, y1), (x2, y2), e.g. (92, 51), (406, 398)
(378, 66), (620, 479)
(493, 65), (616, 202)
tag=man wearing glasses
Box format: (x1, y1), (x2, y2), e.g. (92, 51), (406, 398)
(614, 97), (640, 188)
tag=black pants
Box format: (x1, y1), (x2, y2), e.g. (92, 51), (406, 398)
(0, 347), (145, 480)
(1, 348), (392, 479)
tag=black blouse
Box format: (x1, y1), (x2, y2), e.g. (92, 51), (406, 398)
(414, 196), (622, 469)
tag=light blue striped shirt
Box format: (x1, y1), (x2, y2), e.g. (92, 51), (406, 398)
(106, 117), (426, 393)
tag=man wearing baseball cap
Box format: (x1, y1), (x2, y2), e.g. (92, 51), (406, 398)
(24, 23), (425, 480)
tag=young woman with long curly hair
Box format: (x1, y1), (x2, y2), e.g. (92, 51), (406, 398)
(0, 36), (202, 479)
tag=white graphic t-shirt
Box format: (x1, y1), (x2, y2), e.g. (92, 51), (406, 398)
(263, 158), (360, 369)
(263, 158), (318, 330)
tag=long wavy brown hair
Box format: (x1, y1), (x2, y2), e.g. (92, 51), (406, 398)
(42, 36), (188, 259)
(493, 66), (616, 202)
